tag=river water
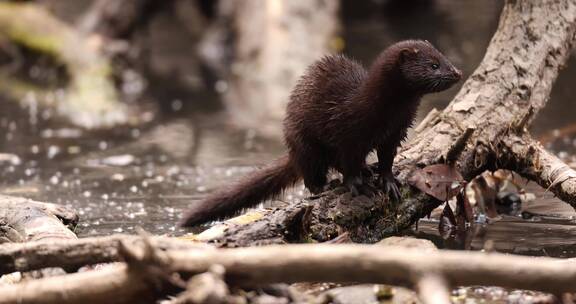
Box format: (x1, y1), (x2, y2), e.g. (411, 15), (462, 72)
(1, 0), (576, 260)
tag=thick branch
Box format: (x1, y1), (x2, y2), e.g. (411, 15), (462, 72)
(396, 0), (576, 178)
(0, 264), (155, 304)
(499, 133), (576, 206)
(2, 242), (576, 304)
(169, 244), (576, 293)
(0, 234), (210, 275)
(416, 274), (451, 304)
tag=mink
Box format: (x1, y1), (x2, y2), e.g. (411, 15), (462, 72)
(180, 40), (461, 227)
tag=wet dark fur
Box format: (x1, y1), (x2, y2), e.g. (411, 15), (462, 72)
(180, 40), (461, 227)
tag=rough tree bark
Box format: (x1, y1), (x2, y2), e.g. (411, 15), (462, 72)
(194, 0), (576, 246)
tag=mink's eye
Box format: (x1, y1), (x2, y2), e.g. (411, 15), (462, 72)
(431, 63), (440, 70)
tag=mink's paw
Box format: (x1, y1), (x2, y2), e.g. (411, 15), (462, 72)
(344, 176), (377, 197)
(380, 173), (401, 202)
(308, 185), (325, 195)
(343, 176), (363, 196)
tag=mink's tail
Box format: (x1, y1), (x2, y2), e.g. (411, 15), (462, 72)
(179, 155), (300, 227)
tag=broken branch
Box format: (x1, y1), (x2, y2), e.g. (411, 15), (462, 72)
(499, 133), (576, 206)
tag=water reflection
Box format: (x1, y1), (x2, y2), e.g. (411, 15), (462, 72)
(415, 216), (576, 258)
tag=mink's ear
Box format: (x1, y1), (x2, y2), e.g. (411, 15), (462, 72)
(400, 48), (419, 62)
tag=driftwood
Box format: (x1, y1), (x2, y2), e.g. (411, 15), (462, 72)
(0, 263), (155, 304)
(193, 0), (576, 247)
(0, 195), (77, 244)
(169, 245), (576, 293)
(0, 238), (575, 304)
(0, 234), (210, 275)
(499, 133), (576, 205)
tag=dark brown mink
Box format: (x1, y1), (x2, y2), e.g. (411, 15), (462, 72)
(180, 40), (461, 227)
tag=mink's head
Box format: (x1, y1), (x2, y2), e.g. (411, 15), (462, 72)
(393, 40), (461, 93)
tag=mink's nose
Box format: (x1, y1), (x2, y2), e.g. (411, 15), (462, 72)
(452, 67), (462, 80)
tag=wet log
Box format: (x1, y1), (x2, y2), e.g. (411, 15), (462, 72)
(0, 263), (156, 304)
(0, 195), (77, 244)
(390, 0), (576, 223)
(499, 133), (576, 206)
(1, 241), (576, 304)
(0, 234), (210, 275)
(132, 244), (576, 294)
(193, 0), (576, 246)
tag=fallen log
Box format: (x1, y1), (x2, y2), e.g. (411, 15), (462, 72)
(1, 241), (575, 304)
(0, 263), (155, 304)
(0, 195), (77, 244)
(499, 133), (576, 205)
(0, 234), (211, 275)
(169, 244), (576, 294)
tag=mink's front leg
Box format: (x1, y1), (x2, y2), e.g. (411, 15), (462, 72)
(340, 152), (372, 196)
(377, 140), (402, 202)
(340, 155), (383, 197)
(379, 170), (401, 202)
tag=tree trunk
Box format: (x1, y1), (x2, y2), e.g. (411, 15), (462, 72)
(202, 0), (340, 136)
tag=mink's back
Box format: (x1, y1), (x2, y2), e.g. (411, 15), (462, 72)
(284, 54), (368, 144)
